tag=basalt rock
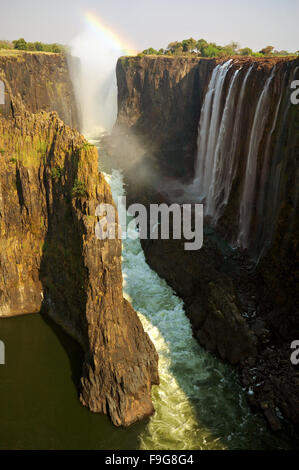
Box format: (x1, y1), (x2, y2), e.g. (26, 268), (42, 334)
(0, 87), (158, 426)
(0, 51), (79, 129)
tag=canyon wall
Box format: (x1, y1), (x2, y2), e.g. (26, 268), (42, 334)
(0, 52), (79, 129)
(114, 55), (299, 432)
(0, 53), (159, 426)
(115, 56), (216, 178)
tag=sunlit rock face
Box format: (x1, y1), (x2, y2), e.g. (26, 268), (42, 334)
(0, 53), (79, 129)
(0, 55), (159, 427)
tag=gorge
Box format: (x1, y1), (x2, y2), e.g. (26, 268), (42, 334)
(110, 54), (299, 435)
(0, 48), (298, 449)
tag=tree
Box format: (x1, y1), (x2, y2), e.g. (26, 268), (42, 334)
(142, 47), (159, 55)
(259, 46), (274, 55)
(34, 41), (44, 51)
(202, 44), (219, 57)
(239, 47), (253, 56)
(167, 41), (183, 54)
(26, 42), (36, 51)
(226, 41), (240, 53)
(196, 39), (208, 55)
(13, 38), (28, 50)
(181, 38), (197, 53)
(50, 43), (63, 53)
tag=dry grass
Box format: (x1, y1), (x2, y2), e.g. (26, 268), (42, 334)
(0, 49), (59, 57)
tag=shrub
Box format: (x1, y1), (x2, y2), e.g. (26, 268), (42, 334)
(240, 47), (253, 56)
(51, 166), (64, 180)
(13, 38), (28, 50)
(142, 47), (159, 55)
(72, 180), (87, 198)
(259, 46), (274, 55)
(0, 40), (13, 50)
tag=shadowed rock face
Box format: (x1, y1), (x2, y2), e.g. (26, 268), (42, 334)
(0, 59), (159, 427)
(0, 52), (80, 129)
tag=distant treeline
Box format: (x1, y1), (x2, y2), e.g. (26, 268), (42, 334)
(140, 39), (298, 57)
(0, 38), (66, 53)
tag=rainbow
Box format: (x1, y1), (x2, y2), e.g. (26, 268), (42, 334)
(84, 11), (137, 56)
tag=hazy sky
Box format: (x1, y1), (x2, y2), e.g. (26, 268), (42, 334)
(0, 0), (298, 52)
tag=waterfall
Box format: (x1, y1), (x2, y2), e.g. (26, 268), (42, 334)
(194, 60), (232, 202)
(254, 65), (299, 260)
(214, 65), (253, 223)
(237, 68), (276, 249)
(193, 60), (291, 256)
(207, 67), (240, 217)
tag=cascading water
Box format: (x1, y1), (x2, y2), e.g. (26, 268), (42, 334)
(193, 59), (288, 256)
(238, 68), (276, 248)
(254, 65), (299, 260)
(194, 60), (233, 204)
(212, 65), (253, 223)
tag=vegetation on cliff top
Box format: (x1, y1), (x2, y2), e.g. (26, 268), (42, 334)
(0, 38), (66, 54)
(140, 38), (298, 58)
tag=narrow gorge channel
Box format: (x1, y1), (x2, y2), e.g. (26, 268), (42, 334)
(99, 163), (290, 450)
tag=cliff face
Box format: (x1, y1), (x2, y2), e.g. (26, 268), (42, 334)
(114, 55), (299, 431)
(0, 52), (79, 129)
(116, 56), (216, 178)
(0, 57), (159, 426)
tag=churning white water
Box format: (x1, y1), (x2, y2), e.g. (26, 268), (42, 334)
(103, 169), (279, 450)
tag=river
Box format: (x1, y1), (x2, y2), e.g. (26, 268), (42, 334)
(0, 155), (291, 450)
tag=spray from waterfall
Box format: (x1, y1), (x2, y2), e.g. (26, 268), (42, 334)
(68, 11), (136, 138)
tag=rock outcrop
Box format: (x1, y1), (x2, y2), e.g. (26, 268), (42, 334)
(0, 55), (159, 426)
